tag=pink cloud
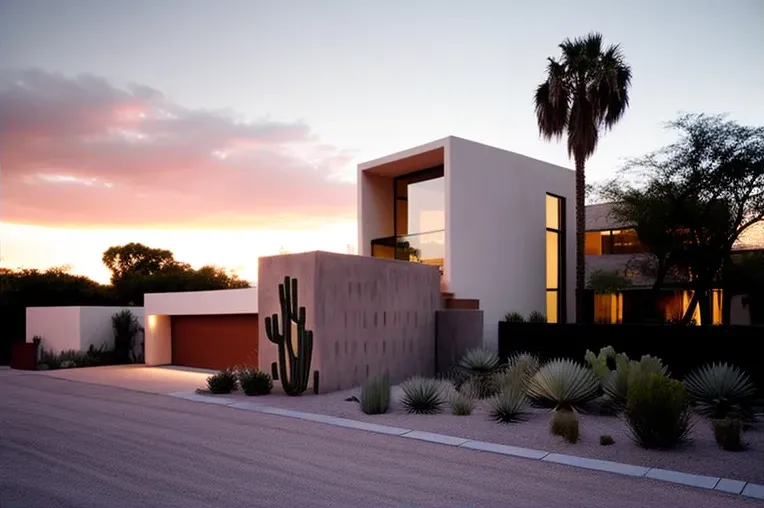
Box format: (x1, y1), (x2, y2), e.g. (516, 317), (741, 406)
(0, 68), (357, 229)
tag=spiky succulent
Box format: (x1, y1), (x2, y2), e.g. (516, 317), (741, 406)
(458, 347), (501, 398)
(684, 363), (756, 420)
(400, 376), (446, 414)
(207, 369), (238, 394)
(450, 390), (476, 416)
(602, 354), (669, 409)
(526, 358), (600, 411)
(488, 385), (528, 423)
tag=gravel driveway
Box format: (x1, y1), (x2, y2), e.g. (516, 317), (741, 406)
(0, 371), (757, 508)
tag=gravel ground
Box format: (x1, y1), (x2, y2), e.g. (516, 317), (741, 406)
(215, 383), (764, 485)
(3, 372), (756, 508)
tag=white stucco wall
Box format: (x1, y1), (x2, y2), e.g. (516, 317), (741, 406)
(446, 137), (575, 348)
(143, 288), (258, 366)
(26, 306), (144, 354)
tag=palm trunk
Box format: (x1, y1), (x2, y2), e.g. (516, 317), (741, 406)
(575, 155), (586, 323)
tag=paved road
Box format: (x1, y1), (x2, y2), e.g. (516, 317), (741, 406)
(0, 371), (756, 508)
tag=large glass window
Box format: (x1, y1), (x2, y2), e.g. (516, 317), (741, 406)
(585, 229), (646, 255)
(546, 194), (566, 323)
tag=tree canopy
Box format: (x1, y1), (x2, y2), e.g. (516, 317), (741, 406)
(603, 113), (764, 324)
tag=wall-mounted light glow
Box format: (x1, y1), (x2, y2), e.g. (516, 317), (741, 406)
(147, 315), (157, 328)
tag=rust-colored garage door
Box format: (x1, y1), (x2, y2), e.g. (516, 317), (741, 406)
(171, 314), (258, 371)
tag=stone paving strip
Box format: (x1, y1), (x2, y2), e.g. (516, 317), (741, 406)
(166, 391), (764, 501)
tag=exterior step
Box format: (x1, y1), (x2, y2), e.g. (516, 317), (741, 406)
(444, 298), (480, 310)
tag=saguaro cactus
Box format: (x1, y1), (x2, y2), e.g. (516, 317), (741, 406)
(264, 276), (314, 396)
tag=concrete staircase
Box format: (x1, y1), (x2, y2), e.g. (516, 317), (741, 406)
(441, 291), (480, 310)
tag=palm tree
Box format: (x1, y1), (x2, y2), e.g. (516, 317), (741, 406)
(534, 32), (632, 323)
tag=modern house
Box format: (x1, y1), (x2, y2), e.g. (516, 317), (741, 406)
(584, 202), (762, 325)
(357, 136), (575, 348)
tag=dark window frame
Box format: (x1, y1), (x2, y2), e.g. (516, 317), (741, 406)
(546, 193), (567, 323)
(393, 165), (444, 237)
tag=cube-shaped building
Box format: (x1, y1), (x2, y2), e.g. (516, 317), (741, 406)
(357, 136), (575, 348)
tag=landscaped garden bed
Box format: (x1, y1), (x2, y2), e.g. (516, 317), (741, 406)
(198, 346), (764, 486)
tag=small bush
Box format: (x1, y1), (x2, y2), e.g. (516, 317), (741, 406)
(526, 358), (600, 411)
(625, 373), (692, 449)
(401, 376), (445, 414)
(527, 311), (547, 323)
(458, 347), (501, 398)
(712, 418), (744, 451)
(450, 390), (475, 416)
(360, 372), (391, 415)
(600, 434), (615, 446)
(238, 368), (273, 396)
(602, 354), (668, 410)
(550, 409), (579, 444)
(488, 385), (527, 423)
(684, 363), (756, 421)
(207, 369), (238, 394)
(504, 312), (525, 323)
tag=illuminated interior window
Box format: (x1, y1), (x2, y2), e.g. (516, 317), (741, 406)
(594, 293), (623, 324)
(545, 194), (565, 323)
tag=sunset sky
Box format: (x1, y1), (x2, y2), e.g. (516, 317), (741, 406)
(1, 0), (762, 283)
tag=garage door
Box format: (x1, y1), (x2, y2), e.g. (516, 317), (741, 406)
(171, 314), (258, 371)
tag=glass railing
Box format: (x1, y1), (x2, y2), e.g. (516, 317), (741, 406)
(370, 230), (445, 268)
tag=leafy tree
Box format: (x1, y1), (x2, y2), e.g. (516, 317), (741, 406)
(102, 243), (177, 283)
(605, 114), (764, 324)
(534, 32), (632, 322)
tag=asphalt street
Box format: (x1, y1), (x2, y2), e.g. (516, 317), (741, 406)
(0, 370), (756, 508)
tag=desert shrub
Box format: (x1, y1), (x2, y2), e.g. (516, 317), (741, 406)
(684, 363), (756, 421)
(238, 367), (273, 396)
(450, 390), (476, 416)
(360, 372), (391, 414)
(492, 352), (540, 394)
(599, 434), (615, 446)
(207, 369), (238, 394)
(504, 312), (525, 322)
(111, 309), (143, 364)
(400, 376), (445, 414)
(625, 373), (691, 449)
(527, 311), (547, 323)
(584, 346), (627, 379)
(550, 409), (579, 444)
(712, 418), (744, 451)
(488, 385), (527, 423)
(526, 359), (600, 410)
(458, 347), (501, 398)
(602, 354), (669, 410)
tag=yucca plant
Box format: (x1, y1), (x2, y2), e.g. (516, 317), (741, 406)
(207, 369), (238, 394)
(458, 347), (501, 398)
(400, 376), (445, 414)
(491, 352), (539, 393)
(712, 418), (745, 451)
(684, 363), (756, 421)
(360, 372), (391, 415)
(526, 359), (600, 411)
(489, 385), (528, 423)
(550, 409), (580, 444)
(450, 390), (476, 416)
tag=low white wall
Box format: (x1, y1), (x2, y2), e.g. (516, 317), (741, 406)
(26, 307), (81, 354)
(143, 288), (258, 366)
(26, 306), (144, 354)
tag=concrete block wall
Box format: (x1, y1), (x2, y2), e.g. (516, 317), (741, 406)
(258, 251), (441, 394)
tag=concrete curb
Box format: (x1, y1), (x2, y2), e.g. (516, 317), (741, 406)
(166, 391), (764, 501)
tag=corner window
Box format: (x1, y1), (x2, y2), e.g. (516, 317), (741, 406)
(545, 194), (566, 323)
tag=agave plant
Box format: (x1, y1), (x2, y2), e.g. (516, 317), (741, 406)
(400, 376), (446, 414)
(526, 359), (600, 411)
(684, 363), (756, 420)
(458, 347), (501, 398)
(489, 385), (528, 423)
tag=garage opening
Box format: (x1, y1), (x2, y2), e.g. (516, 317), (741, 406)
(171, 314), (258, 371)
